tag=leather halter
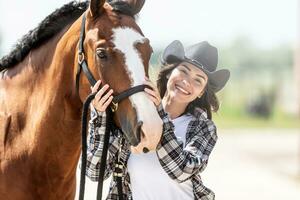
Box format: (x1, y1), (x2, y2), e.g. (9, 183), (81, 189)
(75, 13), (150, 111)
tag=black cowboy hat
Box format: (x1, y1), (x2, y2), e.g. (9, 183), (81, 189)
(161, 40), (230, 93)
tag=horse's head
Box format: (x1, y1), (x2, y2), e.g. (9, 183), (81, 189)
(77, 0), (162, 152)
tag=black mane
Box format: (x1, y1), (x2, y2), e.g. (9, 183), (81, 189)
(0, 1), (88, 71)
(0, 0), (134, 71)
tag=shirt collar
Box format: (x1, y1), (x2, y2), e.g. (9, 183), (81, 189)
(190, 107), (208, 120)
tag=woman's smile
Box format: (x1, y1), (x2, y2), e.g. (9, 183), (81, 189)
(174, 83), (191, 95)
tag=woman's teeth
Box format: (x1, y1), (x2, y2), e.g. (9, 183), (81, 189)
(175, 85), (190, 95)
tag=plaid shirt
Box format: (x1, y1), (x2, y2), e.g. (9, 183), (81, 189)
(86, 104), (218, 200)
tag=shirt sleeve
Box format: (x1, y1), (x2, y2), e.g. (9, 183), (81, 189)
(85, 105), (121, 182)
(156, 104), (218, 183)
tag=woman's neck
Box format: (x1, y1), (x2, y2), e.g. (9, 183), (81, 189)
(162, 94), (188, 119)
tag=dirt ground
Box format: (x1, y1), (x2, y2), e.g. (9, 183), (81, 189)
(76, 129), (300, 200)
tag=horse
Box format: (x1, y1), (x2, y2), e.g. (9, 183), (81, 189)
(0, 0), (162, 199)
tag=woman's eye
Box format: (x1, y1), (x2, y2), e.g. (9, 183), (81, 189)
(96, 48), (107, 59)
(193, 78), (202, 85)
(180, 69), (187, 74)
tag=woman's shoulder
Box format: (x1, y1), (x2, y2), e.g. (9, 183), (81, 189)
(190, 107), (217, 138)
(191, 107), (209, 122)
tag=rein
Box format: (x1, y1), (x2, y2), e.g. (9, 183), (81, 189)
(76, 13), (149, 200)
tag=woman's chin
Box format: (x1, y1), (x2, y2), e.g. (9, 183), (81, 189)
(170, 94), (191, 104)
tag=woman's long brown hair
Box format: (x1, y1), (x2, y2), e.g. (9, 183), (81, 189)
(156, 64), (220, 119)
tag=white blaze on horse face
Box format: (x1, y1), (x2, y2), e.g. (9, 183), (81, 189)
(112, 27), (162, 150)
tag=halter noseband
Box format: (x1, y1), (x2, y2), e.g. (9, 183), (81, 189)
(75, 13), (150, 111)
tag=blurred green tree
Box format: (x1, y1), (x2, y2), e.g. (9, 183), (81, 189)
(219, 36), (293, 80)
(218, 36), (294, 119)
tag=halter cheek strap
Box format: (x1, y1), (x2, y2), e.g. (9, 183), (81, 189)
(76, 13), (97, 92)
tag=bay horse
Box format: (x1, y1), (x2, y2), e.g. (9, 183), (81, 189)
(0, 0), (162, 199)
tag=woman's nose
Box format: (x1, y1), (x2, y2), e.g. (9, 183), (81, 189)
(182, 79), (191, 87)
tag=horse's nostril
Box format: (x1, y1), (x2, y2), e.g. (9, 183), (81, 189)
(136, 121), (144, 142)
(136, 121), (149, 153)
(143, 147), (149, 153)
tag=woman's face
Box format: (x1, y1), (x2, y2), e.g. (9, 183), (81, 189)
(165, 61), (208, 104)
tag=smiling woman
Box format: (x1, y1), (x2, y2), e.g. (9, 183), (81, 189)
(162, 62), (209, 109)
(86, 40), (230, 200)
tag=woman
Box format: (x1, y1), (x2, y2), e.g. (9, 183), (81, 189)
(86, 40), (230, 200)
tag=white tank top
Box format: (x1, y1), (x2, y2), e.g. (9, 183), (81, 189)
(127, 114), (194, 200)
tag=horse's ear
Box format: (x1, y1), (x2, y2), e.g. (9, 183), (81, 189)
(125, 0), (145, 15)
(89, 0), (106, 17)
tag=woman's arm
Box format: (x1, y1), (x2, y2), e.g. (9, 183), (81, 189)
(156, 104), (218, 183)
(142, 77), (217, 183)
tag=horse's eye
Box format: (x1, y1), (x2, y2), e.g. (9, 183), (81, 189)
(96, 48), (107, 59)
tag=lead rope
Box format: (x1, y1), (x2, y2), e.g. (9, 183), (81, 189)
(79, 93), (113, 200)
(114, 140), (125, 200)
(96, 108), (113, 200)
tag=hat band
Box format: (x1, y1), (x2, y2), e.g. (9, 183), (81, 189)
(184, 57), (204, 69)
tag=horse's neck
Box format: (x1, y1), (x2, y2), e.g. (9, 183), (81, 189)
(4, 22), (83, 153)
(32, 24), (83, 124)
(34, 22), (84, 135)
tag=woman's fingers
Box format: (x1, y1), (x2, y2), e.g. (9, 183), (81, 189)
(99, 89), (114, 105)
(145, 90), (160, 106)
(144, 88), (157, 98)
(144, 77), (160, 95)
(94, 95), (113, 112)
(91, 80), (102, 93)
(146, 93), (158, 104)
(91, 83), (114, 112)
(143, 77), (161, 107)
(102, 96), (114, 108)
(95, 84), (109, 101)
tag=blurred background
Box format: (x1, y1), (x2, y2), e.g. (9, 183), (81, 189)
(0, 0), (299, 199)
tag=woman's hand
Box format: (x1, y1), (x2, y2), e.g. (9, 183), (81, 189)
(143, 76), (161, 107)
(91, 80), (114, 112)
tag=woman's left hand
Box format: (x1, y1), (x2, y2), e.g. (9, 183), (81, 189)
(143, 76), (161, 107)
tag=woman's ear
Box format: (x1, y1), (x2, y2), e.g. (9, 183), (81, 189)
(166, 73), (171, 79)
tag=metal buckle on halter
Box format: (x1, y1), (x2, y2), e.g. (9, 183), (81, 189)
(111, 101), (118, 112)
(78, 52), (85, 64)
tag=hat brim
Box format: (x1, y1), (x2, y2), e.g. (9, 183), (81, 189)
(161, 40), (185, 65)
(207, 69), (230, 92)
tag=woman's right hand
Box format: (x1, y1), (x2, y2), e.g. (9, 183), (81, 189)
(91, 80), (114, 112)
